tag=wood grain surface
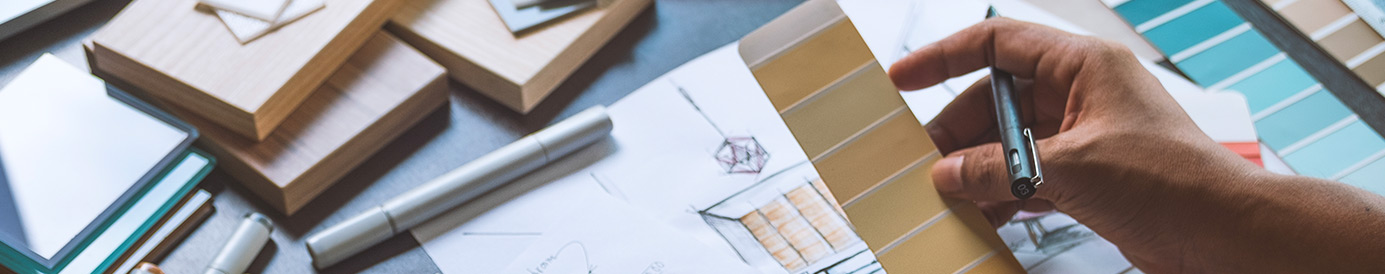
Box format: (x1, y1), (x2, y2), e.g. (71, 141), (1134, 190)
(89, 0), (403, 140)
(387, 0), (650, 113)
(124, 32), (448, 215)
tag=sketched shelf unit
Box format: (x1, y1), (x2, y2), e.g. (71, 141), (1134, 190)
(698, 164), (881, 274)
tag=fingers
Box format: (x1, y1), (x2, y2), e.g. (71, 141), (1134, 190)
(976, 201), (1022, 228)
(925, 76), (998, 155)
(889, 18), (1088, 91)
(975, 200), (1058, 228)
(931, 138), (1063, 201)
(926, 76), (1052, 154)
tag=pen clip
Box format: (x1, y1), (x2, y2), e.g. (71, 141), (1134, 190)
(1022, 128), (1044, 188)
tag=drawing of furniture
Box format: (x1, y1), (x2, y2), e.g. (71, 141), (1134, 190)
(699, 169), (881, 273)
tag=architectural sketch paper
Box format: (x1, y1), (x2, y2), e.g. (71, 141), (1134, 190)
(498, 194), (756, 274)
(413, 44), (879, 274)
(414, 1), (1272, 274)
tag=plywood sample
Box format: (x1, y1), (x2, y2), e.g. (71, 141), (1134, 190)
(739, 0), (1024, 273)
(89, 0), (403, 141)
(93, 32), (447, 215)
(386, 0), (650, 113)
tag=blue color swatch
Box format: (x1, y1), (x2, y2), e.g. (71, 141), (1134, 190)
(1114, 0), (1196, 26)
(1226, 58), (1317, 113)
(1254, 90), (1353, 150)
(1283, 121), (1385, 178)
(1342, 158), (1385, 194)
(1113, 0), (1385, 190)
(1143, 1), (1242, 55)
(1175, 30), (1280, 85)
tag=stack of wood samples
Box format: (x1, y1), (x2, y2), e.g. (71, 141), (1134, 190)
(88, 0), (403, 140)
(387, 0), (651, 113)
(92, 32), (447, 215)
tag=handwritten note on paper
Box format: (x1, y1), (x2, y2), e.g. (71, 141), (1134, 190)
(500, 194), (756, 274)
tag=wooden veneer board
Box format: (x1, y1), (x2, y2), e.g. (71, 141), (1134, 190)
(385, 0), (650, 113)
(89, 0), (404, 141)
(738, 0), (1023, 273)
(87, 31), (448, 215)
(1268, 0), (1385, 89)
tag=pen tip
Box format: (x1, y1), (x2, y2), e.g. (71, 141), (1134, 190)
(986, 6), (998, 18)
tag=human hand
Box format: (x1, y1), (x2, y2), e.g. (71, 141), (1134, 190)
(889, 18), (1385, 273)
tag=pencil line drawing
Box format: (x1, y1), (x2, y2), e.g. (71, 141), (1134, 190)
(697, 162), (881, 274)
(1002, 211), (1145, 273)
(673, 79), (771, 174)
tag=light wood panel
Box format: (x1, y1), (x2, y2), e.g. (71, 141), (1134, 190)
(89, 0), (402, 141)
(92, 32), (448, 215)
(740, 0), (1024, 273)
(386, 0), (650, 113)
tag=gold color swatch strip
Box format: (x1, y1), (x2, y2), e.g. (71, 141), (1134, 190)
(739, 0), (1024, 272)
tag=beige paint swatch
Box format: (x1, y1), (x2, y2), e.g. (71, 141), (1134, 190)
(215, 0), (325, 44)
(1274, 0), (1385, 92)
(739, 0), (1023, 273)
(198, 0), (287, 21)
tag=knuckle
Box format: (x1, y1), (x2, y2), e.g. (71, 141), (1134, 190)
(963, 145), (1008, 193)
(1085, 38), (1136, 63)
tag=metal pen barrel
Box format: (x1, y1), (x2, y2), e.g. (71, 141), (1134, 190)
(305, 106), (613, 269)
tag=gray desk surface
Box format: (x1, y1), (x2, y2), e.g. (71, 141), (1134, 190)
(0, 0), (803, 272)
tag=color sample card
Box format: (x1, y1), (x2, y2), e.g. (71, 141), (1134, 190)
(1276, 0), (1385, 88)
(1110, 0), (1385, 193)
(214, 0), (324, 44)
(740, 0), (1024, 273)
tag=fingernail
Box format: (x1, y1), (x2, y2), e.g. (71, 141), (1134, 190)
(932, 155), (964, 193)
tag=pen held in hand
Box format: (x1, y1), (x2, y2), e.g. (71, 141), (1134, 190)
(986, 6), (1044, 199)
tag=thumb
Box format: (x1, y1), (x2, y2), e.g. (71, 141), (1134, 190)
(932, 140), (1058, 201)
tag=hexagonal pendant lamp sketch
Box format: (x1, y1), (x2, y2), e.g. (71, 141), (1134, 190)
(672, 80), (771, 174)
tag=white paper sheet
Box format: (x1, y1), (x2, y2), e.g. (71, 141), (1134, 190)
(414, 44), (879, 274)
(214, 0), (323, 44)
(498, 193), (757, 274)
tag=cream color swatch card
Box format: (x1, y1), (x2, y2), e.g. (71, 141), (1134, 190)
(739, 0), (1024, 273)
(198, 0), (288, 21)
(215, 0), (324, 43)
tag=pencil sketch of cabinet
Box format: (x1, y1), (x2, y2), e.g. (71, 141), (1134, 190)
(699, 164), (882, 274)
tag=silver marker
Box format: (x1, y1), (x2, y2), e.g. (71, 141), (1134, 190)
(205, 213), (273, 274)
(305, 105), (614, 269)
